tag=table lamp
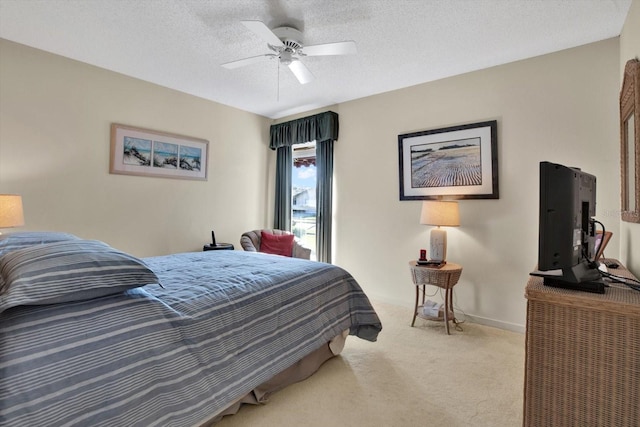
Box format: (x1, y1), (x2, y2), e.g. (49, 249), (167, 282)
(0, 194), (25, 234)
(420, 200), (459, 262)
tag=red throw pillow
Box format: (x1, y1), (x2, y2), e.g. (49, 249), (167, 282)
(260, 232), (294, 257)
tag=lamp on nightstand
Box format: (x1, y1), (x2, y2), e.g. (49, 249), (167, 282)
(0, 194), (25, 234)
(420, 200), (459, 262)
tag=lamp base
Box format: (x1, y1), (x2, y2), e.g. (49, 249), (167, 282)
(429, 227), (447, 262)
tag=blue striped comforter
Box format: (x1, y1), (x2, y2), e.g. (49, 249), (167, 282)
(0, 250), (381, 426)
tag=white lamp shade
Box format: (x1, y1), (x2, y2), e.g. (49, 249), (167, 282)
(0, 194), (25, 228)
(420, 201), (460, 226)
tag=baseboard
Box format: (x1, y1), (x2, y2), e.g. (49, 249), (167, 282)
(462, 314), (525, 334)
(368, 294), (525, 334)
(367, 293), (410, 309)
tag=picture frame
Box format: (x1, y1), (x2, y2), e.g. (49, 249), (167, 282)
(594, 231), (612, 259)
(398, 120), (498, 200)
(620, 59), (640, 223)
(110, 123), (209, 181)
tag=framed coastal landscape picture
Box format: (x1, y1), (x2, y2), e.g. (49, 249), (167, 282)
(398, 120), (498, 200)
(110, 123), (208, 181)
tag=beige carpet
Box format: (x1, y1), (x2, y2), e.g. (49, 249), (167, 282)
(217, 301), (525, 427)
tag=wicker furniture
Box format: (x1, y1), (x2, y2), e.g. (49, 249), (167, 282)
(524, 260), (640, 427)
(409, 261), (463, 334)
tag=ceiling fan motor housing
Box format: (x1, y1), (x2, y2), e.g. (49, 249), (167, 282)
(272, 26), (303, 53)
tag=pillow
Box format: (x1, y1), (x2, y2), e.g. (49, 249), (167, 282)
(260, 231), (294, 257)
(0, 239), (160, 313)
(0, 231), (80, 256)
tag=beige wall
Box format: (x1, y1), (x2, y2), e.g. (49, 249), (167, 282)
(0, 39), (271, 257)
(329, 38), (620, 331)
(620, 0), (640, 275)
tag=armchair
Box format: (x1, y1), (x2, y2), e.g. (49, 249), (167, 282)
(240, 229), (312, 260)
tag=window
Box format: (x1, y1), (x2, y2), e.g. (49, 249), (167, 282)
(292, 142), (316, 260)
(270, 111), (337, 263)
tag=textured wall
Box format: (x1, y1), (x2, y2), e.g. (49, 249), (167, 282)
(619, 0), (640, 276)
(331, 39), (620, 331)
(0, 39), (271, 257)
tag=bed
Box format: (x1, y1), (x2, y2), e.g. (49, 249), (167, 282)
(0, 232), (382, 426)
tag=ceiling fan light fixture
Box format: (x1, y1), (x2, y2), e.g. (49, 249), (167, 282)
(280, 50), (293, 66)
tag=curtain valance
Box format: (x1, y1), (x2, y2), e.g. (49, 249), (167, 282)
(269, 111), (339, 150)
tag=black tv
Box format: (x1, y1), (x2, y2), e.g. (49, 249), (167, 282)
(534, 161), (604, 293)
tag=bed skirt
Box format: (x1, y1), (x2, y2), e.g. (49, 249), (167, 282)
(201, 331), (348, 425)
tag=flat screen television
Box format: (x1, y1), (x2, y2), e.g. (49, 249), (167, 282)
(534, 161), (604, 293)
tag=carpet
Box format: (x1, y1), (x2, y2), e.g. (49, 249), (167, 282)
(216, 301), (525, 426)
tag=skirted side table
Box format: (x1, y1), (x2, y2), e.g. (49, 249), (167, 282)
(409, 261), (463, 334)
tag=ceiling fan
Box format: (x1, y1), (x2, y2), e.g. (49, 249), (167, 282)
(221, 20), (357, 84)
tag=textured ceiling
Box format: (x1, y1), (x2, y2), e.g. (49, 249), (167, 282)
(0, 0), (632, 119)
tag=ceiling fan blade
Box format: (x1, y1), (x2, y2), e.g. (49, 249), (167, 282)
(241, 20), (283, 47)
(302, 41), (357, 56)
(288, 60), (314, 84)
(221, 54), (272, 69)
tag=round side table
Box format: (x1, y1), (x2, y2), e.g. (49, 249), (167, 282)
(408, 261), (463, 334)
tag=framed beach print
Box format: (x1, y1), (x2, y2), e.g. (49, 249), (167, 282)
(110, 124), (209, 181)
(398, 120), (498, 200)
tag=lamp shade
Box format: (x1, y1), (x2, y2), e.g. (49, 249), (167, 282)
(420, 201), (460, 227)
(0, 194), (25, 228)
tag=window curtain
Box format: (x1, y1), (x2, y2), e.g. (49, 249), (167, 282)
(273, 146), (292, 231)
(270, 111), (339, 263)
(315, 139), (333, 263)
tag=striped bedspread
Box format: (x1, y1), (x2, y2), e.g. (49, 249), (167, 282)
(0, 250), (381, 426)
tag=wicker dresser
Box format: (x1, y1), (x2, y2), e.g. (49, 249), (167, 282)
(523, 260), (640, 427)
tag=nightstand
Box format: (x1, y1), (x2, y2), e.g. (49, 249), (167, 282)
(408, 260), (463, 334)
(203, 243), (234, 251)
